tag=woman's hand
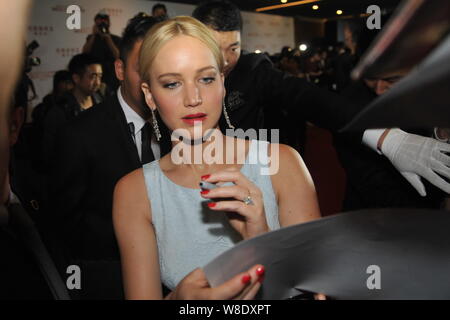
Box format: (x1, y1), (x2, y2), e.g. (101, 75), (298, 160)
(315, 293), (327, 300)
(200, 169), (269, 240)
(167, 265), (266, 300)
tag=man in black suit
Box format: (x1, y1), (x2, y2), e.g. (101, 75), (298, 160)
(45, 14), (170, 299)
(192, 0), (450, 199)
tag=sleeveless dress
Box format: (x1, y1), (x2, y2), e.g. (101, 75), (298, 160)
(142, 139), (280, 289)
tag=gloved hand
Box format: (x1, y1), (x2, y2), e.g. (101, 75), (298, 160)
(381, 128), (450, 196)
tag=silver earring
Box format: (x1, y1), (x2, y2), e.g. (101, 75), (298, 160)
(151, 109), (162, 141)
(223, 100), (235, 129)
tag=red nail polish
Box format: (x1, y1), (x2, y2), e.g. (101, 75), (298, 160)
(207, 202), (216, 208)
(241, 274), (251, 284)
(200, 190), (209, 195)
(258, 275), (265, 283)
(201, 174), (210, 180)
(256, 266), (265, 277)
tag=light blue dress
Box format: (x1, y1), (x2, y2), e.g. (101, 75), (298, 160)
(142, 139), (280, 290)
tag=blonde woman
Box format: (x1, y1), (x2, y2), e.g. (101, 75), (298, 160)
(113, 16), (321, 300)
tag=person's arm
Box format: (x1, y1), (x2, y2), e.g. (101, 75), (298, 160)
(82, 24), (102, 54)
(270, 144), (321, 226)
(102, 34), (120, 60)
(334, 133), (437, 208)
(256, 60), (361, 132)
(258, 63), (450, 196)
(113, 169), (265, 300)
(113, 168), (163, 299)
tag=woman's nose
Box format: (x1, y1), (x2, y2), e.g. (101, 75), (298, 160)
(184, 84), (202, 107)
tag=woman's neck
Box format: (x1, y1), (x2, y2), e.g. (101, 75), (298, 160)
(170, 128), (227, 166)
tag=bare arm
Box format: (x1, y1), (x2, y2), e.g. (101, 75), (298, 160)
(113, 168), (163, 299)
(270, 144), (321, 226)
(82, 27), (97, 54)
(114, 168), (267, 300)
(103, 34), (120, 60)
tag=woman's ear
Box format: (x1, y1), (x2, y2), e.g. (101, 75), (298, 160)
(141, 82), (156, 112)
(220, 73), (226, 99)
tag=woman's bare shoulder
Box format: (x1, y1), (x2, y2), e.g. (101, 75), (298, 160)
(114, 167), (152, 221)
(116, 167), (145, 194)
(268, 143), (304, 172)
(269, 143), (311, 189)
(268, 142), (299, 159)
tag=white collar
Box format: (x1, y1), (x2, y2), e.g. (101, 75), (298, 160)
(117, 87), (146, 132)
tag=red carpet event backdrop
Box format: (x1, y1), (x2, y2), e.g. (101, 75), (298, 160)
(26, 0), (295, 120)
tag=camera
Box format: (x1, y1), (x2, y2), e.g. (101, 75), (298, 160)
(98, 22), (109, 34)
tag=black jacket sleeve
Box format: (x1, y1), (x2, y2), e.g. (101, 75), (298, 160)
(254, 56), (362, 133)
(334, 134), (445, 210)
(46, 122), (89, 259)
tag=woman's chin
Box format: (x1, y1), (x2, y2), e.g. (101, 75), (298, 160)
(171, 125), (221, 144)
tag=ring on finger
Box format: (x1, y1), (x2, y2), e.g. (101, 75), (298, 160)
(242, 194), (254, 206)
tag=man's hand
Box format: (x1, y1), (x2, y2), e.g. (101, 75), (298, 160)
(381, 129), (450, 196)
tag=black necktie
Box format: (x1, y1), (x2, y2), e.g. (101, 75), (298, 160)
(140, 122), (155, 164)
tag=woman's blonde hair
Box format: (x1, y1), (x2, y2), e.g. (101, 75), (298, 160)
(139, 16), (224, 83)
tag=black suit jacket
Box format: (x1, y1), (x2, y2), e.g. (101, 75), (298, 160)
(223, 52), (362, 135)
(46, 93), (170, 299)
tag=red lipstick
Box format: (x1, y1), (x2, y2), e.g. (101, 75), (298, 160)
(182, 113), (207, 125)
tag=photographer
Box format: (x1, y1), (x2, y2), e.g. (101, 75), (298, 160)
(82, 11), (121, 92)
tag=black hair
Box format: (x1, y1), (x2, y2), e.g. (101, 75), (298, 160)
(68, 53), (102, 77)
(94, 12), (109, 21)
(280, 46), (292, 59)
(52, 70), (72, 92)
(152, 3), (167, 15)
(119, 13), (161, 63)
(192, 0), (242, 32)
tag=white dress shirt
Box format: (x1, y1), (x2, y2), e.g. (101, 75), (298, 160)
(117, 87), (160, 161)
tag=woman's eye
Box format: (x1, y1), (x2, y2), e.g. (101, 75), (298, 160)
(163, 82), (178, 89)
(201, 77), (215, 84)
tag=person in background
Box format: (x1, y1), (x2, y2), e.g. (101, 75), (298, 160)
(192, 0), (450, 199)
(152, 3), (168, 19)
(41, 54), (103, 172)
(82, 11), (121, 92)
(45, 14), (170, 300)
(32, 70), (73, 134)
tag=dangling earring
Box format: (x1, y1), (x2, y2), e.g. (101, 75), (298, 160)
(151, 108), (161, 141)
(223, 100), (235, 129)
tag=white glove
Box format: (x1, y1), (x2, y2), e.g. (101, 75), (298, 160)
(381, 128), (450, 196)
